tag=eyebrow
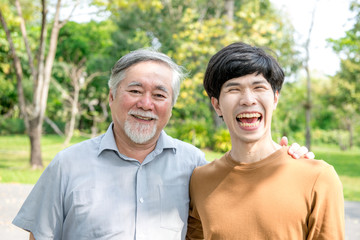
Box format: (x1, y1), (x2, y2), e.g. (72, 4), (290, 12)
(224, 79), (268, 88)
(128, 81), (169, 93)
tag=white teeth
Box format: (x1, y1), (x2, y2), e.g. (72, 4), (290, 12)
(239, 121), (260, 127)
(135, 115), (153, 121)
(237, 113), (261, 119)
(128, 110), (158, 121)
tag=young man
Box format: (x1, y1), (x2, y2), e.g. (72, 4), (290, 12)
(186, 42), (344, 239)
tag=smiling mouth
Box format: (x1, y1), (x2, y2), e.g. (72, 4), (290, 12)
(132, 114), (156, 121)
(236, 112), (262, 127)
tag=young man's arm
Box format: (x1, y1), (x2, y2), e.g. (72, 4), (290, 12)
(29, 232), (35, 240)
(186, 168), (204, 240)
(186, 206), (204, 240)
(307, 165), (345, 239)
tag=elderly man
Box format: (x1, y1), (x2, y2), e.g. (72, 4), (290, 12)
(13, 49), (313, 240)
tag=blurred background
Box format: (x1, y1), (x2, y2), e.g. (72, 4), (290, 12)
(0, 0), (359, 201)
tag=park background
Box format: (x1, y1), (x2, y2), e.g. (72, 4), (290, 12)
(0, 0), (359, 201)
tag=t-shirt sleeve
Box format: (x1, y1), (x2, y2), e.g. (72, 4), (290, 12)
(186, 168), (204, 240)
(307, 164), (345, 239)
(12, 154), (64, 240)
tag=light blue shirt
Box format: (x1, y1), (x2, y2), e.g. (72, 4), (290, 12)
(13, 123), (207, 240)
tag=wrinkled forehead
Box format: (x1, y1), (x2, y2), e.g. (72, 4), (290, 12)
(123, 61), (173, 91)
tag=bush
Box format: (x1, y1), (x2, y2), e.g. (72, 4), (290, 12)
(213, 128), (231, 153)
(165, 120), (212, 148)
(0, 118), (26, 134)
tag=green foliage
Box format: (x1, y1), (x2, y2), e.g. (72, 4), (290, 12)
(166, 120), (212, 148)
(311, 129), (350, 147)
(325, 0), (360, 149)
(272, 81), (306, 136)
(0, 118), (25, 134)
(213, 128), (232, 153)
(314, 145), (360, 201)
(2, 0), (359, 152)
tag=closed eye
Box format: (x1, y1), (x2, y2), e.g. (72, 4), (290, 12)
(254, 85), (268, 90)
(154, 93), (167, 99)
(227, 88), (240, 92)
(129, 89), (141, 94)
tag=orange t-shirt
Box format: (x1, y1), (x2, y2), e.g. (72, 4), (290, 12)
(186, 147), (344, 240)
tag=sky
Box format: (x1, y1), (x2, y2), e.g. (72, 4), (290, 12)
(270, 0), (355, 76)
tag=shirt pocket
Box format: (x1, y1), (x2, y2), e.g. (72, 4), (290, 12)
(159, 184), (189, 232)
(72, 186), (130, 238)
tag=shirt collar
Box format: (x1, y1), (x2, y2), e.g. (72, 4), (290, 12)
(98, 123), (119, 156)
(98, 123), (177, 157)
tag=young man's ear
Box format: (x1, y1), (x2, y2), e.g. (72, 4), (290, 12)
(274, 91), (280, 109)
(211, 97), (223, 117)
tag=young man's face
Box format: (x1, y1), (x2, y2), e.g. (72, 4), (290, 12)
(211, 73), (279, 145)
(109, 61), (173, 145)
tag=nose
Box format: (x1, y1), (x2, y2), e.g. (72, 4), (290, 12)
(137, 93), (154, 110)
(240, 89), (256, 106)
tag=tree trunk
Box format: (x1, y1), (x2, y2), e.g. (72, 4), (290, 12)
(2, 0), (77, 168)
(303, 1), (318, 151)
(305, 68), (311, 150)
(63, 84), (79, 146)
(29, 118), (43, 168)
(0, 9), (29, 131)
(209, 0), (235, 130)
(224, 0), (234, 20)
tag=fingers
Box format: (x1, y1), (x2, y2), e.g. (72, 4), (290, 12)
(304, 152), (315, 159)
(279, 136), (288, 146)
(288, 143), (316, 159)
(288, 143), (300, 156)
(288, 143), (309, 159)
(296, 146), (309, 158)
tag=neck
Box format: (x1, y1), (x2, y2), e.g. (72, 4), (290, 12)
(230, 137), (281, 164)
(113, 127), (159, 163)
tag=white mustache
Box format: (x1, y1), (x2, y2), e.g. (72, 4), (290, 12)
(128, 110), (159, 120)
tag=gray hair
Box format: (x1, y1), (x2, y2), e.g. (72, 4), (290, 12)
(108, 48), (186, 106)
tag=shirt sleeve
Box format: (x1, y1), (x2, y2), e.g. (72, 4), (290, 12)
(12, 154), (64, 240)
(307, 164), (345, 239)
(197, 152), (208, 167)
(186, 168), (204, 240)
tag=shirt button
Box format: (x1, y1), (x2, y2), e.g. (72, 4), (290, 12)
(139, 197), (144, 203)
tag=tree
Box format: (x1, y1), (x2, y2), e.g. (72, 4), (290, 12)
(328, 0), (360, 149)
(303, 0), (319, 150)
(52, 60), (105, 145)
(49, 20), (113, 144)
(0, 0), (79, 168)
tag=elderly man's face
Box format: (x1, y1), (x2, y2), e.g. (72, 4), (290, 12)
(109, 61), (173, 145)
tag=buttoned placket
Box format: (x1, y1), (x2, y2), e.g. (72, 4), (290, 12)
(134, 148), (165, 239)
(135, 163), (146, 240)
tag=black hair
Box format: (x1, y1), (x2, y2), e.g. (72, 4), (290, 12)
(203, 42), (285, 99)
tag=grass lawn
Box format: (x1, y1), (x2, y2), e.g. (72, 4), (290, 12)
(0, 135), (88, 183)
(313, 146), (360, 202)
(0, 135), (359, 201)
